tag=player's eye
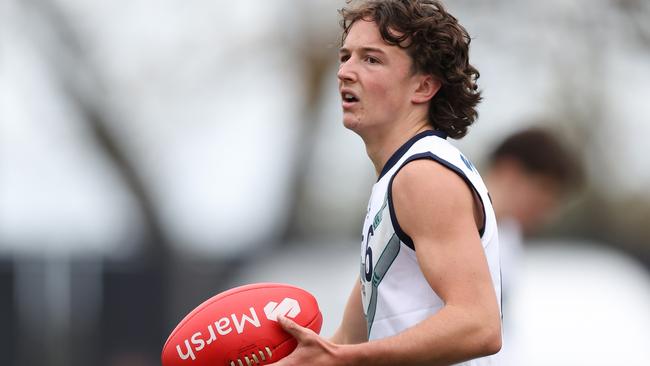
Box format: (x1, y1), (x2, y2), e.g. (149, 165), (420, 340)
(339, 54), (350, 63)
(365, 56), (380, 64)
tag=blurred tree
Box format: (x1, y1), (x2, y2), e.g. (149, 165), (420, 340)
(614, 0), (650, 47)
(278, 2), (341, 242)
(17, 0), (173, 364)
(21, 0), (171, 262)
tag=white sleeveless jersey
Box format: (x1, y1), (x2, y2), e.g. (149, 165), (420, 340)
(359, 130), (502, 365)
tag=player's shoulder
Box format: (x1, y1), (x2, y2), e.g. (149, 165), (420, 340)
(392, 158), (474, 208)
(394, 158), (467, 190)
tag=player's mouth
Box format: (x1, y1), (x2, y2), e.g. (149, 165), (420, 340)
(341, 89), (359, 109)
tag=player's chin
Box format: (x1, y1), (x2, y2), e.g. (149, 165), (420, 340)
(342, 115), (363, 132)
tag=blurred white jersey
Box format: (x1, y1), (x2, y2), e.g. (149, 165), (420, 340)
(359, 130), (501, 365)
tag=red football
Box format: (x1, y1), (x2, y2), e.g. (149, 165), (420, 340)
(162, 283), (323, 366)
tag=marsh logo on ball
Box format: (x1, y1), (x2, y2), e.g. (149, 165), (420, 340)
(264, 297), (301, 321)
(174, 297), (301, 361)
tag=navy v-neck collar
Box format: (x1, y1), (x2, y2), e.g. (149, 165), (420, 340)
(377, 130), (448, 181)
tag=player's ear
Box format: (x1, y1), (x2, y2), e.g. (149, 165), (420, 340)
(412, 74), (441, 104)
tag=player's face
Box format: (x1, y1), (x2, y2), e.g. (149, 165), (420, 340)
(337, 20), (418, 134)
(512, 174), (562, 233)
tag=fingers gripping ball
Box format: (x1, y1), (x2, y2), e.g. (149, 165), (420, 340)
(162, 283), (323, 366)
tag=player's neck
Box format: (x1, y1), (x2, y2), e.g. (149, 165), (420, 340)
(364, 122), (432, 177)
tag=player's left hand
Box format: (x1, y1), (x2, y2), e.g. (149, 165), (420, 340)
(268, 315), (347, 366)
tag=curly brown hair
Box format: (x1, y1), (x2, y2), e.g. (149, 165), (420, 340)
(339, 0), (481, 139)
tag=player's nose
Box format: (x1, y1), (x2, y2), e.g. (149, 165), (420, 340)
(337, 60), (357, 83)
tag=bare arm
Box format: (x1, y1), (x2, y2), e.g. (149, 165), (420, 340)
(271, 160), (501, 366)
(330, 278), (367, 345)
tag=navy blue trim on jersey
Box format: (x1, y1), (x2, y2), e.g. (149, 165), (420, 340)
(378, 130), (448, 181)
(387, 152), (487, 251)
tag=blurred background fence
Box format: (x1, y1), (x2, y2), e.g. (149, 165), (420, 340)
(1, 0), (650, 365)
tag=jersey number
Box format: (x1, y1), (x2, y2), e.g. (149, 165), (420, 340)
(363, 225), (374, 282)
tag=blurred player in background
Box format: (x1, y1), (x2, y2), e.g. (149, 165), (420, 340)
(272, 1), (502, 365)
(484, 127), (583, 365)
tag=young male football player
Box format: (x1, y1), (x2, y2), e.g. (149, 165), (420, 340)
(272, 1), (502, 365)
